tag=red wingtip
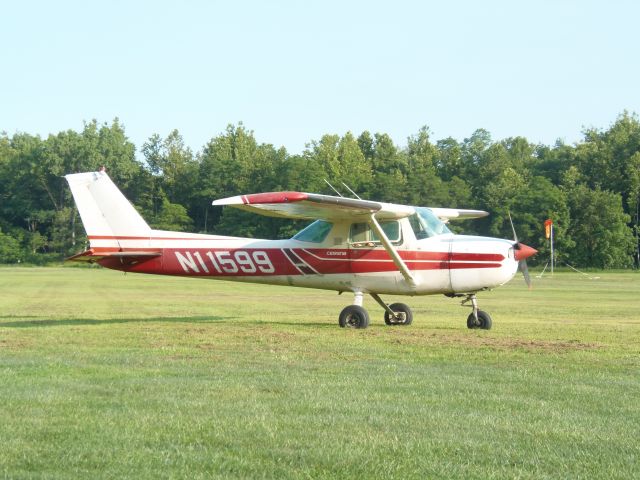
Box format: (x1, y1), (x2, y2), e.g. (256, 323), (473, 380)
(514, 243), (537, 261)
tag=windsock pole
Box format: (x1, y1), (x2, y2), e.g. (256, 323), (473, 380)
(550, 223), (554, 275)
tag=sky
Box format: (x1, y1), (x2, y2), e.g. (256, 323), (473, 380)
(2, 0), (639, 155)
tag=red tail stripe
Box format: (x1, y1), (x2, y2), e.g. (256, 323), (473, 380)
(88, 235), (228, 241)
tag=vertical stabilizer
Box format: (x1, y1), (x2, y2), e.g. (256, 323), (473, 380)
(65, 171), (151, 247)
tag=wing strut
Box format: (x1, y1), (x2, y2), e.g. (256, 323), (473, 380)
(368, 214), (417, 288)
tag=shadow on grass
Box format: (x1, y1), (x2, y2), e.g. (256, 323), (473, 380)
(0, 316), (338, 329)
(243, 320), (334, 328)
(0, 315), (234, 328)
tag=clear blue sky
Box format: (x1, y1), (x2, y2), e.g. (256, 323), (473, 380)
(2, 0), (638, 154)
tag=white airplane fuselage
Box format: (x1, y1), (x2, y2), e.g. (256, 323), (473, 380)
(87, 222), (520, 296)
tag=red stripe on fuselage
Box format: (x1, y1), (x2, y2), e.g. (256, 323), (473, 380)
(299, 249), (503, 262)
(99, 247), (506, 277)
(295, 249), (351, 274)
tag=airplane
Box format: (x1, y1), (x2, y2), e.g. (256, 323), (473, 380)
(65, 169), (537, 330)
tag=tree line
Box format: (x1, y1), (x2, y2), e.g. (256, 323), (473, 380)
(1, 113), (639, 268)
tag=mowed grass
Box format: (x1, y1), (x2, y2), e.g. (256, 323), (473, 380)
(0, 267), (638, 479)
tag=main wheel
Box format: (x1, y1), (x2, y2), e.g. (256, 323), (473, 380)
(466, 310), (492, 330)
(384, 303), (413, 326)
(339, 305), (370, 329)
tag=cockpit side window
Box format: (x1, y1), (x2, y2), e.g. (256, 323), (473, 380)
(409, 208), (451, 239)
(349, 221), (401, 245)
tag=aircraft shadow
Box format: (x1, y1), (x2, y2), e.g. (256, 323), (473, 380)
(242, 320), (333, 328)
(0, 315), (232, 328)
(0, 316), (335, 329)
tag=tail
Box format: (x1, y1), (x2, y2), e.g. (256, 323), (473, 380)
(65, 171), (151, 253)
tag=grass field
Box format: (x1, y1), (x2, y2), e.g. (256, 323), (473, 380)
(0, 267), (638, 479)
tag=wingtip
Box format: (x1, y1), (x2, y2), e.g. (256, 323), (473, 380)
(212, 195), (245, 206)
(212, 192), (309, 206)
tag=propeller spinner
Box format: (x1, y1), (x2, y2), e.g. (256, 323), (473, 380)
(508, 213), (538, 288)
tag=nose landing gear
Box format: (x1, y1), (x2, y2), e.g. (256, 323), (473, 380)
(462, 294), (492, 330)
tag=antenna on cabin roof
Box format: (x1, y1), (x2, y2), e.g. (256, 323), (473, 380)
(324, 179), (344, 197)
(341, 182), (361, 200)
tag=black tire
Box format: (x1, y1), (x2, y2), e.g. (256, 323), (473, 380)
(466, 310), (492, 330)
(384, 303), (413, 326)
(478, 310), (492, 330)
(339, 305), (370, 329)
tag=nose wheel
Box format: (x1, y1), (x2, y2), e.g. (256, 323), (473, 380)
(462, 294), (492, 330)
(466, 310), (492, 329)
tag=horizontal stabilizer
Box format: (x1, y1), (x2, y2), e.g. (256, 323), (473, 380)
(67, 249), (161, 263)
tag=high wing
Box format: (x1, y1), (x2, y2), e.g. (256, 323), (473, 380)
(212, 191), (488, 223)
(212, 192), (415, 220)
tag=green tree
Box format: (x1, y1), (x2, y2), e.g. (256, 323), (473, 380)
(369, 133), (407, 202)
(275, 154), (327, 193)
(564, 182), (634, 268)
(1, 114), (639, 267)
(0, 228), (23, 263)
(405, 127), (449, 206)
(435, 137), (463, 181)
(198, 124), (284, 235)
(149, 198), (194, 232)
(512, 177), (573, 264)
(140, 130), (198, 229)
(357, 131), (375, 160)
(459, 128), (492, 181)
(141, 129), (198, 205)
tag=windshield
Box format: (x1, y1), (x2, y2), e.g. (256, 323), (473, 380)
(292, 220), (333, 243)
(409, 207), (451, 239)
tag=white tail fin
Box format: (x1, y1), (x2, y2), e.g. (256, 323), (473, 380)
(65, 171), (151, 247)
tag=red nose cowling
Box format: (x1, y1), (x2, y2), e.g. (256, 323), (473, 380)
(514, 243), (537, 261)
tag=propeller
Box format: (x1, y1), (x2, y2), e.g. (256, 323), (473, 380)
(507, 212), (537, 289)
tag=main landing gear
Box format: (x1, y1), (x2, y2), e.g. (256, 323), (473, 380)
(338, 291), (413, 329)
